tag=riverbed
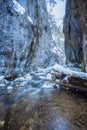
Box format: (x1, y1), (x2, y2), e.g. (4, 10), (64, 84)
(0, 87), (87, 130)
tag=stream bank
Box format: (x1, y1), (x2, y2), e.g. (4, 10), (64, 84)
(0, 66), (87, 130)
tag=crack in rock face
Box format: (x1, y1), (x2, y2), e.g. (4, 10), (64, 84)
(0, 0), (65, 79)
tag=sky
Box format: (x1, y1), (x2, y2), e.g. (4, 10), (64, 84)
(47, 0), (66, 26)
(53, 1), (66, 18)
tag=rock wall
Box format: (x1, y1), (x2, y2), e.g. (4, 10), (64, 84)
(64, 0), (87, 71)
(0, 0), (58, 80)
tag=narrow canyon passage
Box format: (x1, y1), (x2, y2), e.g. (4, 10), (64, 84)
(0, 0), (87, 130)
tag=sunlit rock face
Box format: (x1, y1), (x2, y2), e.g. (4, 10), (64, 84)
(64, 0), (87, 71)
(0, 0), (59, 79)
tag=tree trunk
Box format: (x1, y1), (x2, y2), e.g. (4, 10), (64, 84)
(52, 64), (87, 92)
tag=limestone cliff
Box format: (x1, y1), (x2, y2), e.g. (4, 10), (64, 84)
(0, 0), (59, 80)
(64, 0), (87, 71)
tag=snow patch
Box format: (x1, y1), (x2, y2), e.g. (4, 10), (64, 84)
(63, 76), (69, 83)
(27, 16), (33, 24)
(42, 83), (53, 89)
(23, 74), (32, 81)
(51, 46), (58, 54)
(7, 86), (13, 93)
(46, 73), (52, 80)
(0, 76), (4, 81)
(12, 0), (25, 14)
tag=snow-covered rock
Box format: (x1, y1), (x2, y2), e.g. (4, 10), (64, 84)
(41, 83), (53, 89)
(7, 86), (13, 93)
(46, 73), (52, 80)
(12, 0), (25, 14)
(0, 76), (4, 81)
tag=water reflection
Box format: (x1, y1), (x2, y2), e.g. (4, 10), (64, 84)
(0, 87), (87, 130)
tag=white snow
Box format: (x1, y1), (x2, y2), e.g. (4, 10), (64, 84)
(0, 76), (4, 81)
(27, 16), (33, 24)
(39, 76), (45, 80)
(7, 86), (13, 93)
(53, 64), (87, 79)
(12, 0), (25, 14)
(46, 73), (52, 80)
(23, 74), (32, 80)
(37, 66), (52, 72)
(41, 82), (53, 89)
(63, 76), (69, 83)
(13, 77), (24, 82)
(51, 46), (58, 54)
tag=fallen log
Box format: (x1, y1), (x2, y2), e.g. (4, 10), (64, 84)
(52, 64), (87, 92)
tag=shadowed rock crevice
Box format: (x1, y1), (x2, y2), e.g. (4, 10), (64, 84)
(63, 0), (87, 71)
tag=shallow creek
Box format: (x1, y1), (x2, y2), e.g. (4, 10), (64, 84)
(0, 87), (87, 130)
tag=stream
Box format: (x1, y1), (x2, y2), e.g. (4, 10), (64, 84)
(0, 67), (87, 130)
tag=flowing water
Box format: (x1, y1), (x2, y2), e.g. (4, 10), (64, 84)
(0, 88), (87, 130)
(0, 69), (87, 130)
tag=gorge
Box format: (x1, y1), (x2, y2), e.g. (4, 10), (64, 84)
(0, 0), (87, 130)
